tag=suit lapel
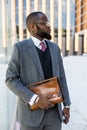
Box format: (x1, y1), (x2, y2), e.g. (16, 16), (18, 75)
(46, 40), (57, 76)
(26, 38), (44, 79)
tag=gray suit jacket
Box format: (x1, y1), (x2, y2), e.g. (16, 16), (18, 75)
(5, 38), (71, 126)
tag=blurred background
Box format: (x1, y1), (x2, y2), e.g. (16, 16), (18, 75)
(0, 0), (87, 130)
(0, 0), (87, 63)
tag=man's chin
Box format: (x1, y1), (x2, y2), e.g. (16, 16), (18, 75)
(44, 34), (52, 40)
(37, 32), (52, 40)
(46, 36), (52, 40)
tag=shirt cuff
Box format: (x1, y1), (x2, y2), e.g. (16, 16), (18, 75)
(28, 94), (38, 106)
(65, 105), (70, 109)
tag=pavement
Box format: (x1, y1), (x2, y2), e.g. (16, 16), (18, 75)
(0, 55), (87, 130)
(62, 55), (87, 130)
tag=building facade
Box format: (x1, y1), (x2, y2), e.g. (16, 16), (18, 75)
(0, 0), (75, 62)
(75, 0), (87, 54)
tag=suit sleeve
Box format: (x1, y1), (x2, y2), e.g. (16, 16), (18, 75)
(5, 44), (35, 103)
(57, 48), (71, 106)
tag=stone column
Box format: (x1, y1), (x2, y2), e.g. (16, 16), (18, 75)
(18, 0), (23, 41)
(75, 33), (79, 52)
(42, 0), (46, 13)
(50, 0), (54, 41)
(26, 0), (30, 38)
(58, 0), (62, 49)
(66, 0), (70, 52)
(2, 0), (7, 47)
(84, 32), (87, 53)
(11, 0), (16, 45)
(34, 0), (38, 11)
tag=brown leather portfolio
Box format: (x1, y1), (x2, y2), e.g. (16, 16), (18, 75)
(28, 77), (64, 110)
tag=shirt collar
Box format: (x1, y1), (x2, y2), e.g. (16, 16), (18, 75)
(31, 36), (46, 48)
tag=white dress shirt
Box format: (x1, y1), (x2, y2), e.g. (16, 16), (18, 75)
(31, 36), (46, 49)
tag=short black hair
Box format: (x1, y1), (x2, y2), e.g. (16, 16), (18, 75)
(26, 11), (45, 31)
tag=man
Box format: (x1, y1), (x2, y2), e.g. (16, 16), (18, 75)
(5, 11), (71, 130)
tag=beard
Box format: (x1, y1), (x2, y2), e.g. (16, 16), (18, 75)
(36, 25), (52, 40)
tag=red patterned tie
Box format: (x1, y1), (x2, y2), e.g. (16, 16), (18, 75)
(40, 42), (46, 52)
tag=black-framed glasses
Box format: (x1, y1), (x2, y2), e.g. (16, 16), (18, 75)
(34, 21), (50, 26)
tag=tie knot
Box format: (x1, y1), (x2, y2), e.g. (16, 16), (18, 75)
(40, 42), (46, 52)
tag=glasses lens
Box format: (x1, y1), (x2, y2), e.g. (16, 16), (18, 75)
(34, 21), (50, 26)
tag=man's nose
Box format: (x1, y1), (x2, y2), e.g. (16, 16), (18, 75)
(45, 21), (50, 27)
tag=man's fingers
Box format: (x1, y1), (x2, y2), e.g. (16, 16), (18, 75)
(63, 115), (68, 124)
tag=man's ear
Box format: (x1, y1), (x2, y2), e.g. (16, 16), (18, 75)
(30, 23), (36, 32)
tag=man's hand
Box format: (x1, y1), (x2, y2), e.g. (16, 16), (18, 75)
(62, 107), (70, 124)
(37, 95), (54, 109)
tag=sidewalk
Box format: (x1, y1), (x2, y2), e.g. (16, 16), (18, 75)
(0, 55), (87, 130)
(62, 55), (87, 130)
